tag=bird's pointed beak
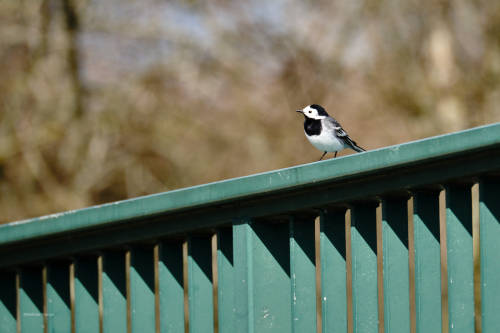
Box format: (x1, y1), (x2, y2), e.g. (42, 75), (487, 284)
(296, 110), (303, 114)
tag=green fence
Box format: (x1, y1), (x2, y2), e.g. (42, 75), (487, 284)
(1, 123), (500, 333)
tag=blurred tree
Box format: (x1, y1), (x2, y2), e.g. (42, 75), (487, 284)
(0, 0), (499, 222)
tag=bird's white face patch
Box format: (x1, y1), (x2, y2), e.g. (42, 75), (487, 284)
(301, 105), (327, 120)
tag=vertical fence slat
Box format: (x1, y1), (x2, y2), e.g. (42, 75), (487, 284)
(46, 262), (71, 333)
(19, 267), (44, 333)
(445, 184), (474, 332)
(130, 246), (155, 333)
(233, 221), (254, 333)
(217, 228), (234, 333)
(102, 251), (127, 333)
(289, 215), (317, 332)
(382, 197), (410, 333)
(479, 178), (500, 332)
(233, 219), (292, 333)
(158, 241), (185, 333)
(252, 221), (291, 332)
(188, 236), (214, 333)
(0, 271), (17, 333)
(74, 256), (99, 333)
(412, 190), (442, 333)
(350, 202), (379, 332)
(319, 208), (347, 333)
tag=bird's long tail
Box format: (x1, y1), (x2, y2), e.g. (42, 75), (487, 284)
(346, 138), (365, 153)
(352, 144), (365, 152)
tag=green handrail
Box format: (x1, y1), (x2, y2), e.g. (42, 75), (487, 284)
(1, 123), (499, 249)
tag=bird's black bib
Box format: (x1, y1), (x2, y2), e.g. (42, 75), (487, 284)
(304, 118), (322, 136)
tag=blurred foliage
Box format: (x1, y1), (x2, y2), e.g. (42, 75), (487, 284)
(1, 0), (499, 222)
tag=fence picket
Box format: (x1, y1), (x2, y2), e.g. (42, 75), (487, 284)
(74, 256), (99, 333)
(187, 236), (214, 333)
(382, 197), (411, 333)
(479, 178), (500, 332)
(320, 208), (348, 333)
(289, 215), (317, 332)
(102, 251), (127, 333)
(351, 202), (379, 332)
(412, 190), (442, 333)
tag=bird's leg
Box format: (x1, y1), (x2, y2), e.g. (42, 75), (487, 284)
(334, 151), (338, 158)
(319, 151), (327, 161)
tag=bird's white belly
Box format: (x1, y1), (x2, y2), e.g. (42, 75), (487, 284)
(306, 131), (345, 152)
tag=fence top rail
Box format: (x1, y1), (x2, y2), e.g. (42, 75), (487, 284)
(1, 123), (499, 248)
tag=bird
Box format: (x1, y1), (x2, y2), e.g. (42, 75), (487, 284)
(296, 104), (365, 161)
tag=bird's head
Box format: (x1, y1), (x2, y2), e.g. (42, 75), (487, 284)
(296, 104), (329, 120)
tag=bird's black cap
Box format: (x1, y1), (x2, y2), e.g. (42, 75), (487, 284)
(310, 104), (329, 116)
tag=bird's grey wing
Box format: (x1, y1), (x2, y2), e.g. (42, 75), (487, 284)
(325, 117), (365, 152)
(324, 117), (348, 138)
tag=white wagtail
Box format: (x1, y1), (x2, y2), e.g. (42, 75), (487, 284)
(296, 104), (365, 160)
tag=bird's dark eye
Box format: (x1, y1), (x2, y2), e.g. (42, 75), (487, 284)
(308, 110), (312, 113)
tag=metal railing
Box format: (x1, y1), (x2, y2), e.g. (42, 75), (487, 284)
(1, 123), (499, 333)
